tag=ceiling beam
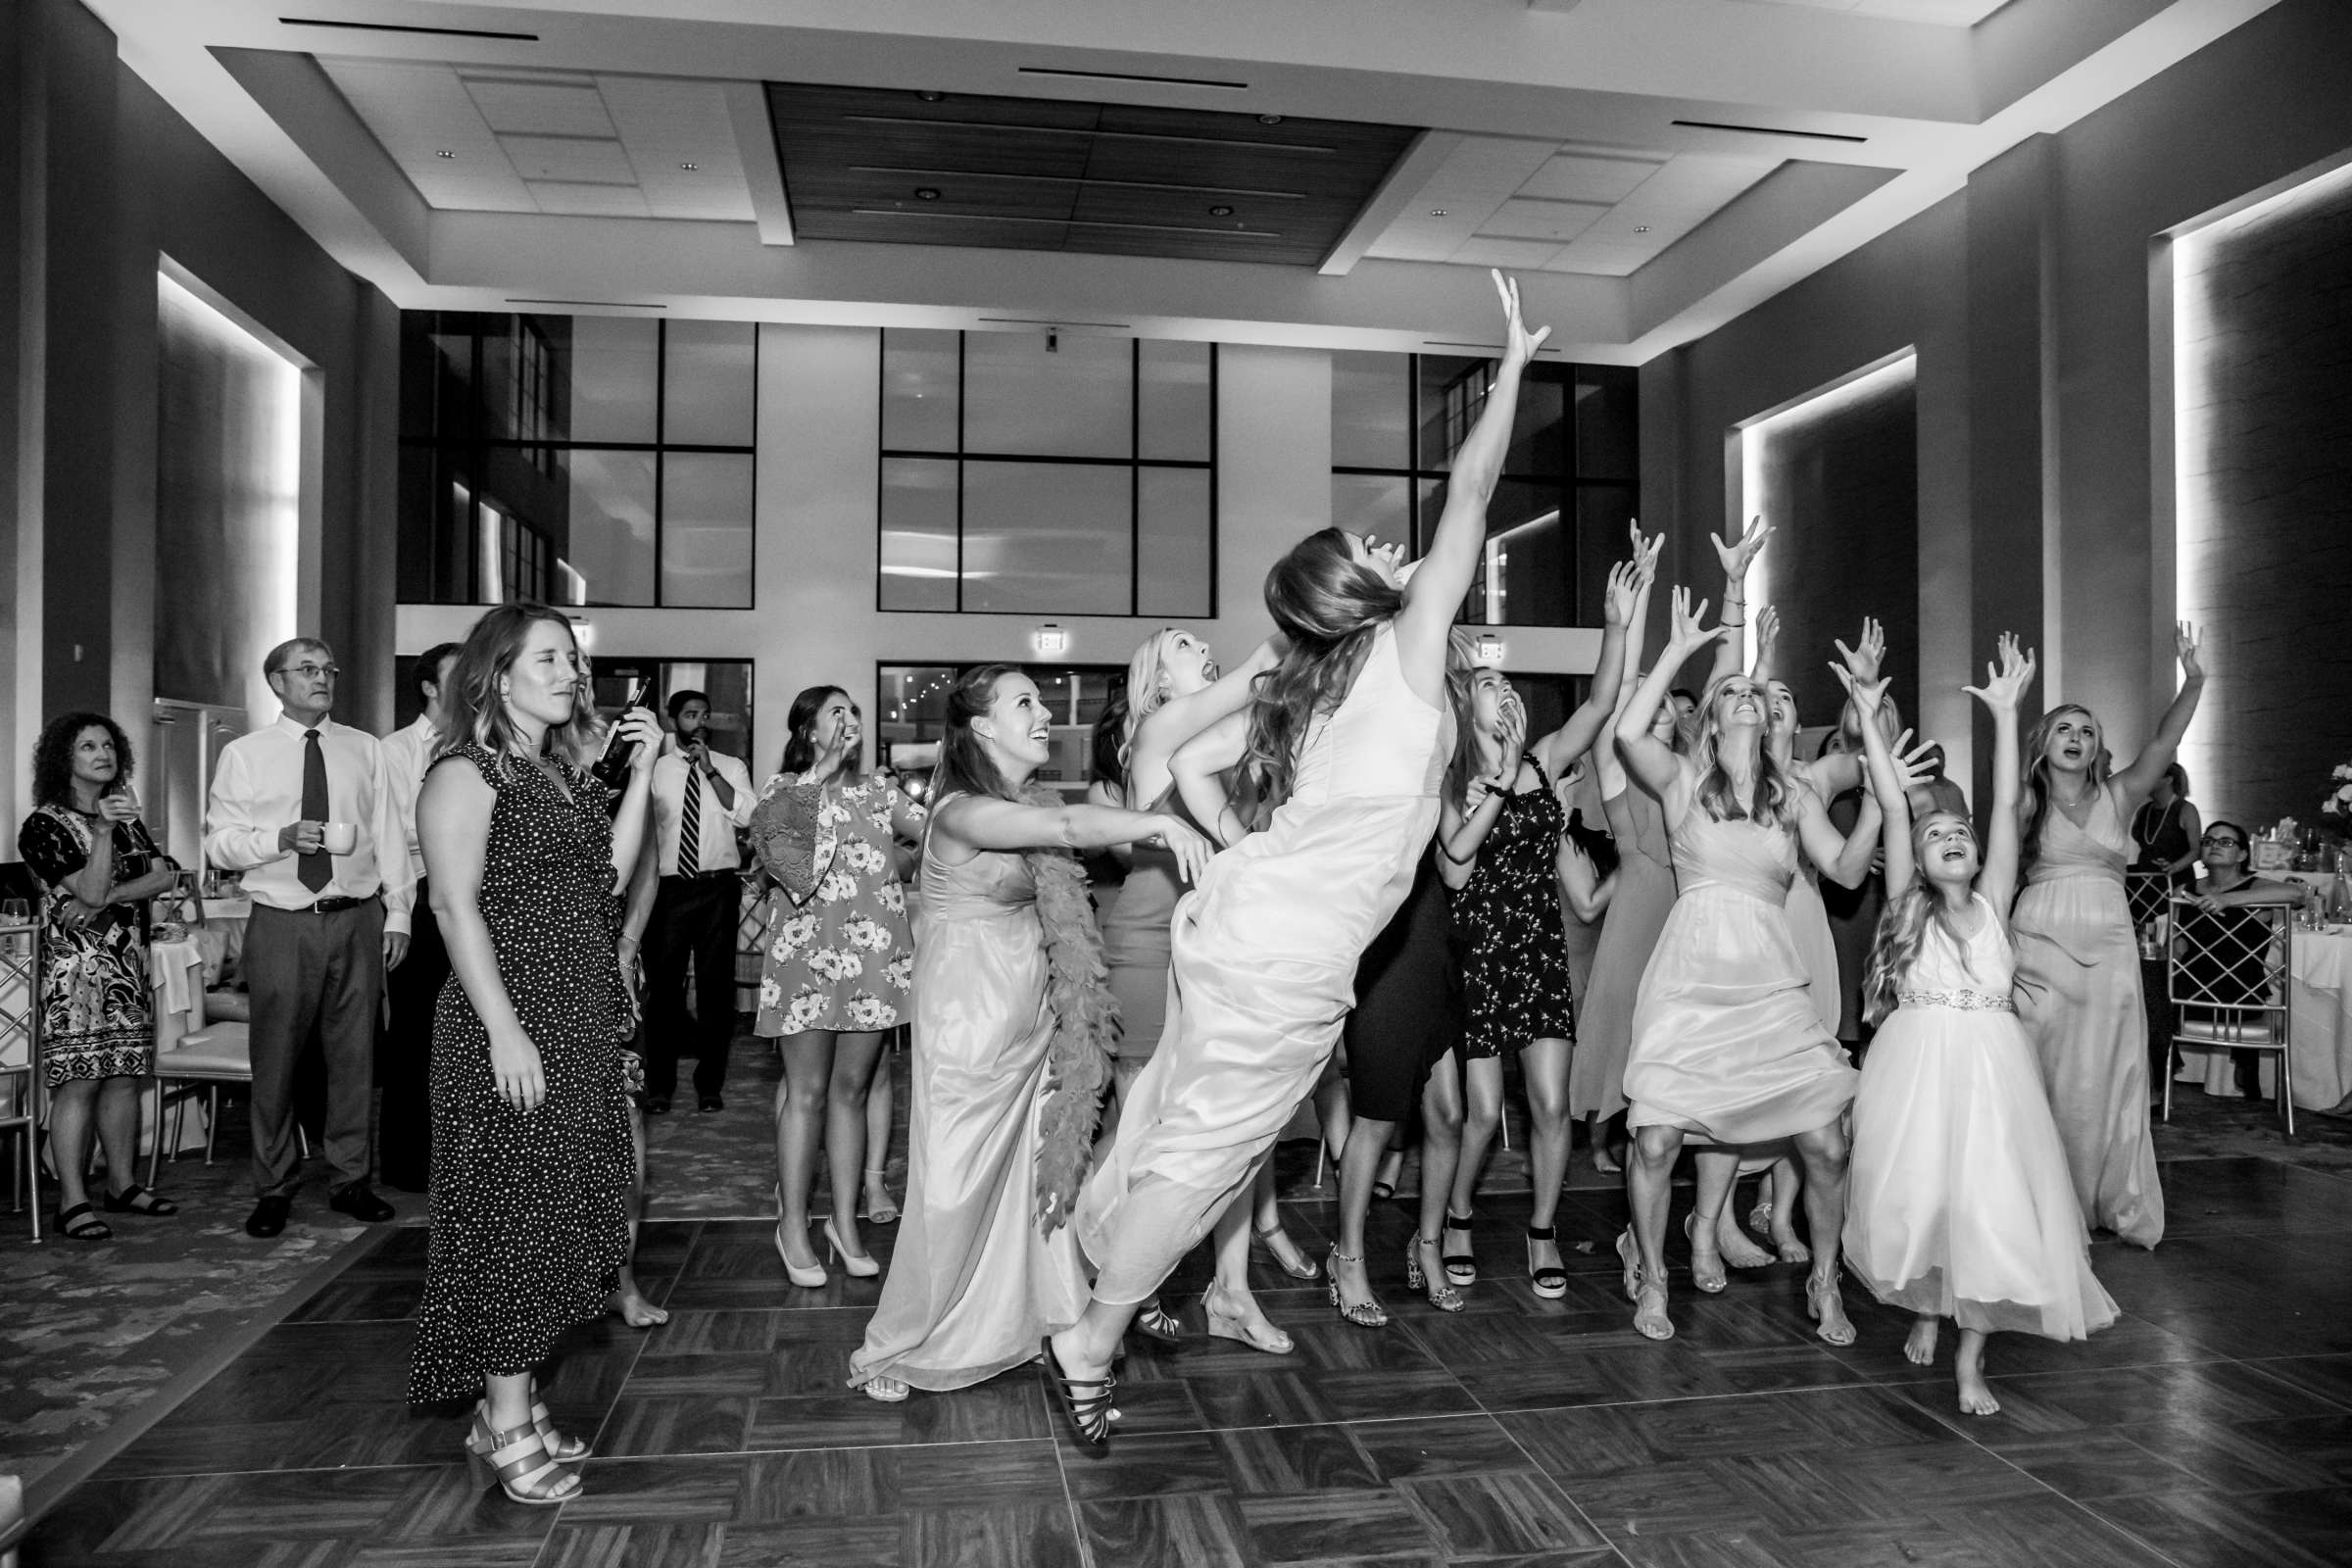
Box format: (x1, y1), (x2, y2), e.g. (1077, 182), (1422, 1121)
(722, 80), (793, 245)
(1320, 131), (1461, 276)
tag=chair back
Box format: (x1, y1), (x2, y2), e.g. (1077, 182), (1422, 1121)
(2167, 894), (2291, 1046)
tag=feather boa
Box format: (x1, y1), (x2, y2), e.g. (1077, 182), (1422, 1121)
(1023, 783), (1121, 1235)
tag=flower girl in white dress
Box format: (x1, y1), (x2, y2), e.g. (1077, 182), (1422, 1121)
(1838, 633), (2117, 1416)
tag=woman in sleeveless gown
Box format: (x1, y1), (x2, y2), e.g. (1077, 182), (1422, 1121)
(848, 665), (1207, 1402)
(1044, 272), (1548, 1448)
(2011, 625), (2205, 1251)
(1611, 588), (1878, 1346)
(1840, 636), (2116, 1417)
(408, 606), (658, 1506)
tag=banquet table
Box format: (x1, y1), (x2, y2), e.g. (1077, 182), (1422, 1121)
(2290, 924), (2352, 1110)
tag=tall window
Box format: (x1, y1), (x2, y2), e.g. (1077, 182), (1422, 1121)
(879, 331), (1216, 617)
(1330, 354), (1638, 626)
(398, 314), (759, 608)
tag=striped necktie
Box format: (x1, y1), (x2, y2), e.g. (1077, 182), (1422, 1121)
(678, 763), (702, 874)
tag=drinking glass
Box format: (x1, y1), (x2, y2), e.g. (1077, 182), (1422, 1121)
(0, 899), (28, 924)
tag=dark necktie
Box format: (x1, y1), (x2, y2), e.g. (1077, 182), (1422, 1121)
(299, 728), (331, 893)
(678, 763), (703, 874)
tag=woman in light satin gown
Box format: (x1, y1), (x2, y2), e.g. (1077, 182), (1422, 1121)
(1040, 273), (1547, 1448)
(846, 665), (1209, 1402)
(2010, 623), (2204, 1251)
(1840, 637), (2117, 1418)
(1611, 588), (1878, 1346)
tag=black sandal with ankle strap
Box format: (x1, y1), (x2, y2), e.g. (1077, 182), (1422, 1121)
(1039, 1336), (1115, 1450)
(1442, 1211), (1477, 1286)
(1525, 1223), (1568, 1300)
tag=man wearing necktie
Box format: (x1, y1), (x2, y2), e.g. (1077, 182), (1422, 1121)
(206, 638), (416, 1238)
(638, 690), (755, 1112)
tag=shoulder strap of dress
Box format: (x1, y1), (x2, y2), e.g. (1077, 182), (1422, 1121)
(1527, 752), (1553, 791)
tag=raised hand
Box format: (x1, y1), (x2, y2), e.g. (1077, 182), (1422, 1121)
(1829, 661), (1889, 716)
(1603, 557), (1643, 627)
(1961, 632), (2038, 711)
(1363, 534), (1408, 579)
(1491, 270), (1551, 368)
(1663, 586), (1726, 657)
(1753, 605), (1781, 663)
(1887, 731), (1939, 797)
(1626, 519), (1663, 581)
(1710, 515), (1773, 586)
(2176, 619), (2204, 681)
(617, 708), (662, 774)
(1496, 693), (1529, 761)
(1832, 617), (1885, 683)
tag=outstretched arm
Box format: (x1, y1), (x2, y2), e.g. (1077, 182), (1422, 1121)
(1707, 516), (1772, 685)
(1961, 633), (2037, 909)
(1593, 524), (1660, 800)
(1395, 271), (1547, 699)
(1436, 703), (1523, 890)
(935, 793), (1213, 884)
(2112, 621), (2207, 808)
(1170, 710), (1252, 849)
(1615, 586), (1727, 819)
(1530, 554), (1643, 777)
(1836, 662), (1916, 896)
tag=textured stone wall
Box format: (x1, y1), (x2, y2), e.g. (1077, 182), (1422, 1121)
(2175, 162), (2352, 829)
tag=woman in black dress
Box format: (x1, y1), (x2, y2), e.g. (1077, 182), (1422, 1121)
(19, 712), (183, 1240)
(1435, 562), (1637, 1298)
(408, 604), (660, 1505)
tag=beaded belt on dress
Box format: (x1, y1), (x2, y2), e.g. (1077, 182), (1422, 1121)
(1897, 990), (2015, 1012)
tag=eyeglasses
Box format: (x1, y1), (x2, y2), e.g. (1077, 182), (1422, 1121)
(2201, 835), (2243, 849)
(275, 663), (340, 681)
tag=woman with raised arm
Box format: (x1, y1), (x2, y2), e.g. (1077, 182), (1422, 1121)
(409, 605), (660, 1505)
(1610, 588), (1877, 1346)
(1840, 635), (2117, 1416)
(847, 665), (1210, 1404)
(1040, 274), (1544, 1447)
(2011, 625), (2204, 1250)
(1433, 556), (1638, 1300)
(1098, 627), (1291, 1347)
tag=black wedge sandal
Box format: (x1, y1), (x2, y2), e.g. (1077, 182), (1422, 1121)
(1441, 1210), (1477, 1287)
(1039, 1336), (1115, 1450)
(1525, 1223), (1568, 1300)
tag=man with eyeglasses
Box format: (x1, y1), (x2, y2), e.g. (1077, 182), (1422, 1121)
(206, 638), (416, 1238)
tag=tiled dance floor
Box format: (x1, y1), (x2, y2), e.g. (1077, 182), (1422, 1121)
(22, 1154), (2352, 1567)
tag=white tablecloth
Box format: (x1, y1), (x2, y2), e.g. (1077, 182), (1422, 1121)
(2291, 927), (2352, 1109)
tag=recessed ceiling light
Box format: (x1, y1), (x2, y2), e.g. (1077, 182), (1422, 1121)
(1256, 114), (1283, 125)
(1208, 204), (1234, 217)
(1430, 208), (1448, 218)
(1634, 224), (1650, 233)
(914, 187), (941, 200)
(434, 149), (456, 159)
(917, 90), (944, 102)
(679, 162), (699, 172)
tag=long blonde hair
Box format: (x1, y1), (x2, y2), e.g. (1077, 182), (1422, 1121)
(2020, 704), (2112, 870)
(1860, 811), (1981, 1025)
(1120, 628), (1193, 766)
(1690, 673), (1796, 824)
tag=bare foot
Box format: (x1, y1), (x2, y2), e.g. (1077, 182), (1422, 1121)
(1592, 1146), (1623, 1175)
(1712, 1208), (1775, 1269)
(609, 1266), (669, 1328)
(1775, 1234), (1813, 1265)
(1956, 1329), (1999, 1415)
(1904, 1316), (1938, 1366)
(1805, 1275), (1856, 1347)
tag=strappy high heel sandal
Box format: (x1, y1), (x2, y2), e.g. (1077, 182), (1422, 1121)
(1405, 1234), (1465, 1313)
(1617, 1231), (1674, 1341)
(1806, 1274), (1856, 1347)
(1525, 1223), (1568, 1301)
(466, 1409), (583, 1505)
(860, 1168), (900, 1226)
(1039, 1336), (1115, 1449)
(1325, 1247), (1389, 1329)
(860, 1375), (910, 1403)
(1682, 1213), (1729, 1294)
(1204, 1282), (1294, 1354)
(1442, 1211), (1477, 1287)
(1132, 1298), (1184, 1347)
(517, 1381), (588, 1462)
(1253, 1222), (1320, 1281)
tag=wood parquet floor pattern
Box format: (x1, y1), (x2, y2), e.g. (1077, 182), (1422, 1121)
(24, 1154), (2352, 1567)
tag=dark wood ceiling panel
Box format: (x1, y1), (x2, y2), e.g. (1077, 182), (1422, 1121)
(766, 81), (1419, 266)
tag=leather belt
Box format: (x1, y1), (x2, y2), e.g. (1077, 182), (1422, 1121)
(307, 895), (377, 913)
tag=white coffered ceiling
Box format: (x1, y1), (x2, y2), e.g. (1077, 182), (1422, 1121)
(91, 0), (2283, 362)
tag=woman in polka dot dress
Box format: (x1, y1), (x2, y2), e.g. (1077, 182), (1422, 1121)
(407, 605), (659, 1507)
(750, 685), (923, 1287)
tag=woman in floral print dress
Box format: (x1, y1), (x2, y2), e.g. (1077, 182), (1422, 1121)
(752, 686), (923, 1286)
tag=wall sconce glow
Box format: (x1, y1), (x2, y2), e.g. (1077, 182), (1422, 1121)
(567, 614), (596, 655)
(1474, 635), (1506, 666)
(1033, 623), (1068, 657)
(2171, 152), (2352, 810)
(1734, 350), (1918, 675)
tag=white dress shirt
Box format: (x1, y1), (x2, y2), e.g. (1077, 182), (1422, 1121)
(650, 744), (756, 877)
(378, 713), (442, 882)
(205, 713), (417, 934)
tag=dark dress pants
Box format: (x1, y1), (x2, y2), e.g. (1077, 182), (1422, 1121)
(645, 872), (740, 1100)
(245, 900), (385, 1196)
(377, 885), (448, 1191)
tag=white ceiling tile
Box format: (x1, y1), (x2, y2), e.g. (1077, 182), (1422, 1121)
(1543, 243), (1652, 276)
(1480, 198), (1608, 243)
(463, 76), (614, 138)
(1450, 237), (1564, 269)
(1721, 0), (2012, 23)
(499, 135), (638, 185)
(1518, 153), (1663, 205)
(527, 180), (653, 218)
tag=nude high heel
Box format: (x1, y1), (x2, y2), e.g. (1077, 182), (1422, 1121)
(775, 1217), (826, 1288)
(823, 1216), (881, 1278)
